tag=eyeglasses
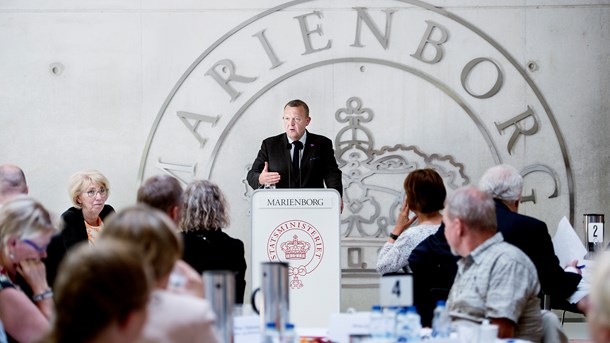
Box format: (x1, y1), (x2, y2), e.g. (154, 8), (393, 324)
(283, 116), (304, 123)
(21, 239), (49, 254)
(83, 188), (107, 198)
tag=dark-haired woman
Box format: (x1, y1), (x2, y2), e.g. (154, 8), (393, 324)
(376, 168), (446, 275)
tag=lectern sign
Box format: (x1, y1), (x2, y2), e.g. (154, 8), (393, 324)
(252, 189), (340, 328)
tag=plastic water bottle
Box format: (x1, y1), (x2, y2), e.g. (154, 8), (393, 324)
(395, 307), (409, 342)
(369, 305), (385, 340)
(281, 323), (296, 343)
(383, 306), (398, 340)
(263, 322), (280, 343)
(432, 300), (451, 338)
(404, 306), (422, 342)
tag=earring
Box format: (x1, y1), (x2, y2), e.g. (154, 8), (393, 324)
(9, 253), (14, 260)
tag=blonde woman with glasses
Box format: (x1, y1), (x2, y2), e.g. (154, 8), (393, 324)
(44, 170), (115, 286)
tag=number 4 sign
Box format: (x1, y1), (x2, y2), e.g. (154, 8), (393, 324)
(379, 274), (413, 307)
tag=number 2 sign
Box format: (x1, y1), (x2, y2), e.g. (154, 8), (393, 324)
(588, 222), (604, 243)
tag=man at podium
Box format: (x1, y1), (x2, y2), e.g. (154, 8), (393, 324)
(247, 99), (343, 197)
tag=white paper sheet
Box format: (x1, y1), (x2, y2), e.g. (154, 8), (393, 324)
(552, 216), (588, 267)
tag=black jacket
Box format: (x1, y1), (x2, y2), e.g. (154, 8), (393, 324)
(247, 131), (343, 196)
(493, 200), (582, 303)
(44, 205), (115, 286)
(181, 230), (247, 304)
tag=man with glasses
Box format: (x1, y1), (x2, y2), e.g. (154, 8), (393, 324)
(247, 99), (343, 199)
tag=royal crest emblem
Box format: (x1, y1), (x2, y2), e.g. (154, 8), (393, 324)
(267, 220), (324, 289)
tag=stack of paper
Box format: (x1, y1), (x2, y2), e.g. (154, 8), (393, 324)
(552, 216), (588, 267)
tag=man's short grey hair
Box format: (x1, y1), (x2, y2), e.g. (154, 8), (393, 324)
(444, 186), (497, 233)
(478, 164), (523, 201)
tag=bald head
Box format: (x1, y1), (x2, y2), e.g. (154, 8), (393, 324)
(0, 164), (28, 204)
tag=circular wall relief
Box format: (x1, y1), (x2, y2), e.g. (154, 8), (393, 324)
(139, 0), (573, 232)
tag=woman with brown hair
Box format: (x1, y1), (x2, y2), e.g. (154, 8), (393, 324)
(376, 168), (447, 275)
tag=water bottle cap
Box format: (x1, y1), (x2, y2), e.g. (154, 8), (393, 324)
(372, 305), (382, 311)
(266, 322), (276, 329)
(285, 323), (295, 329)
(436, 300), (446, 307)
(406, 306), (417, 312)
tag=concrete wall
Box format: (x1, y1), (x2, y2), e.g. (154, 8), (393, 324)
(1, 0), (608, 310)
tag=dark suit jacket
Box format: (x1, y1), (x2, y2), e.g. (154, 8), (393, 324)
(247, 131), (343, 196)
(407, 222), (458, 327)
(43, 205), (115, 286)
(409, 199), (582, 325)
(493, 200), (582, 305)
(181, 230), (247, 304)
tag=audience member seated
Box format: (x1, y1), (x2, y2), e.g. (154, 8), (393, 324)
(101, 205), (220, 343)
(589, 251), (610, 343)
(137, 174), (183, 225)
(137, 174), (205, 298)
(444, 186), (542, 342)
(376, 168), (445, 275)
(479, 164), (589, 313)
(407, 221), (458, 327)
(44, 170), (115, 286)
(0, 196), (55, 342)
(409, 164), (589, 324)
(179, 180), (247, 304)
(41, 239), (152, 343)
(0, 164), (28, 205)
